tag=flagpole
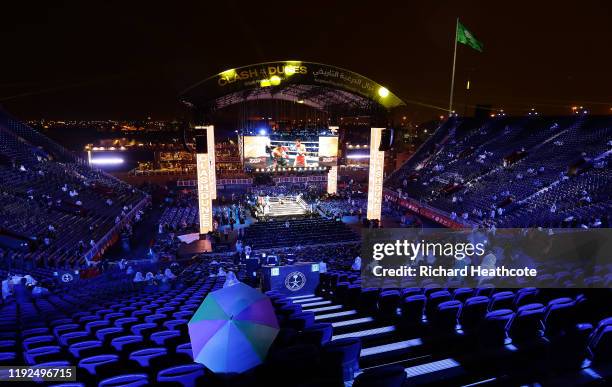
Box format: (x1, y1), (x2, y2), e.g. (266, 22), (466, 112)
(449, 18), (459, 113)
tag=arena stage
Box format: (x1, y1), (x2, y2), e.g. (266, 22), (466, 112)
(255, 195), (314, 219)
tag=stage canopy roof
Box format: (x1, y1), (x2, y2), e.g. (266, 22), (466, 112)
(180, 61), (405, 116)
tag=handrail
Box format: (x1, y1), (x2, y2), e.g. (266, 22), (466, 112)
(82, 195), (151, 263)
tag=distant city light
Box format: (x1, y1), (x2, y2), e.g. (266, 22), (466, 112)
(258, 128), (267, 136)
(90, 157), (124, 165)
(528, 108), (539, 116)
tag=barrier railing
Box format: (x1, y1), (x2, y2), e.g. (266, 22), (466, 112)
(176, 178), (253, 187)
(383, 188), (476, 229)
(82, 195), (151, 263)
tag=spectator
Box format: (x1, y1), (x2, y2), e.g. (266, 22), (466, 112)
(133, 272), (145, 282)
(223, 271), (240, 287)
(13, 277), (32, 303)
(351, 256), (361, 271)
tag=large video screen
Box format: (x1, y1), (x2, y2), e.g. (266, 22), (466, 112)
(243, 135), (338, 170)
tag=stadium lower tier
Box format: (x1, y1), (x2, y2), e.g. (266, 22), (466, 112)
(0, 266), (610, 386)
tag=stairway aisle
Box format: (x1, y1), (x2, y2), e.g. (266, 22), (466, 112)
(297, 295), (499, 387)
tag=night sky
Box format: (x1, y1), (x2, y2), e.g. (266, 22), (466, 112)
(1, 0), (611, 121)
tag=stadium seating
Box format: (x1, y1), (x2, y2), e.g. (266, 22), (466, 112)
(386, 115), (612, 228)
(0, 110), (147, 269)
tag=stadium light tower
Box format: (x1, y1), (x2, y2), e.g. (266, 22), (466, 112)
(195, 126), (216, 200)
(327, 126), (339, 194)
(195, 129), (214, 235)
(367, 127), (385, 221)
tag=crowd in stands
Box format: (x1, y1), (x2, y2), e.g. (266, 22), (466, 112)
(0, 110), (148, 272)
(317, 193), (367, 218)
(386, 115), (612, 229)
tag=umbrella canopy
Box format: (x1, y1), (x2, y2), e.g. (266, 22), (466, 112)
(188, 282), (279, 373)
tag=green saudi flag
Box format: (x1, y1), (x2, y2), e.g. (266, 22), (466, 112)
(456, 21), (483, 52)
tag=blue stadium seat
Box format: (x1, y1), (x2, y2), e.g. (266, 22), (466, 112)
(150, 330), (182, 347)
(0, 352), (17, 365)
(507, 303), (546, 343)
(426, 290), (452, 319)
(156, 364), (206, 386)
(69, 340), (104, 359)
(163, 319), (188, 335)
(479, 309), (514, 348)
(488, 291), (515, 311)
(130, 323), (157, 337)
(359, 288), (380, 315)
(589, 324), (612, 364)
(129, 347), (167, 367)
(104, 312), (126, 323)
(287, 311), (315, 331)
(59, 331), (90, 346)
(335, 281), (350, 303)
(514, 288), (538, 308)
(432, 300), (462, 334)
(85, 321), (110, 335)
(98, 373), (148, 387)
(78, 354), (120, 379)
(144, 314), (167, 325)
(22, 327), (50, 338)
(278, 304), (302, 319)
(401, 287), (421, 298)
(452, 288), (474, 303)
(377, 290), (401, 321)
(300, 323), (333, 346)
(544, 298), (577, 337)
(0, 340), (16, 351)
(475, 285), (495, 298)
(346, 284), (362, 308)
(96, 328), (124, 344)
(322, 338), (361, 382)
(110, 335), (144, 353)
(400, 294), (426, 327)
(114, 318), (139, 330)
(24, 345), (63, 365)
(175, 343), (193, 358)
(353, 365), (407, 387)
(23, 335), (56, 351)
(459, 296), (489, 334)
(53, 324), (80, 338)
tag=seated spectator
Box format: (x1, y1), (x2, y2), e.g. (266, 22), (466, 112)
(351, 256), (361, 271)
(223, 271), (240, 287)
(164, 268), (176, 280)
(133, 272), (145, 282)
(319, 260), (327, 273)
(32, 283), (49, 298)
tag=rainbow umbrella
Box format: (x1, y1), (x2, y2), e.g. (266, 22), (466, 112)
(188, 282), (279, 373)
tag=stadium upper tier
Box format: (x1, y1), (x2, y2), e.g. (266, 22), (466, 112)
(0, 109), (147, 267)
(386, 115), (612, 228)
